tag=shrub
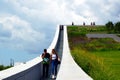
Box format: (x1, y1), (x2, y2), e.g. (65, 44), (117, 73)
(105, 21), (114, 33)
(114, 22), (120, 33)
(0, 65), (12, 71)
(0, 65), (4, 71)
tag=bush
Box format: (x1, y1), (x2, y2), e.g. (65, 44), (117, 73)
(0, 65), (12, 71)
(105, 21), (114, 33)
(114, 22), (120, 33)
(0, 65), (4, 71)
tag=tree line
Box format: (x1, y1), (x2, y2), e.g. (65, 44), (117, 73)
(106, 21), (120, 33)
(0, 65), (12, 71)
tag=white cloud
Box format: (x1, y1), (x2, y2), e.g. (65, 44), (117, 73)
(4, 0), (82, 24)
(0, 15), (46, 53)
(4, 0), (120, 24)
(0, 15), (45, 41)
(0, 0), (120, 54)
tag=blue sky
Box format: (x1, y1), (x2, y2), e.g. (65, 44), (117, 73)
(0, 0), (120, 65)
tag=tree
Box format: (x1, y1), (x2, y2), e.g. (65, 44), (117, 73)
(114, 22), (120, 33)
(0, 65), (12, 71)
(0, 65), (4, 71)
(105, 21), (114, 33)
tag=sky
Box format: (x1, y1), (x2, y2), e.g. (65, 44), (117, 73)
(0, 0), (120, 66)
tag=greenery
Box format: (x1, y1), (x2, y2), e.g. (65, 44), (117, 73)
(82, 38), (120, 51)
(105, 21), (114, 33)
(68, 26), (120, 80)
(0, 65), (12, 71)
(106, 21), (120, 33)
(114, 22), (120, 33)
(68, 25), (107, 35)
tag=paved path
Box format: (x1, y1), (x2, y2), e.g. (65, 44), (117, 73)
(57, 26), (93, 80)
(86, 34), (120, 42)
(42, 29), (63, 80)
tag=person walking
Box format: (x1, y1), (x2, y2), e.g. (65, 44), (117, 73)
(50, 49), (60, 79)
(41, 49), (50, 78)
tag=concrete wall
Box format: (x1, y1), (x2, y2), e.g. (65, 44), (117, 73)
(0, 57), (42, 80)
(56, 26), (93, 80)
(0, 25), (60, 80)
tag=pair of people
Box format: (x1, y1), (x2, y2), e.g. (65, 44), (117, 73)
(41, 49), (60, 79)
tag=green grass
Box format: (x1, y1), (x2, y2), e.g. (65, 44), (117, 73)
(71, 48), (115, 80)
(81, 38), (120, 51)
(93, 51), (120, 74)
(68, 25), (107, 34)
(68, 26), (120, 80)
(93, 51), (120, 79)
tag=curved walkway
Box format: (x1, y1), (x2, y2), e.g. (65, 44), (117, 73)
(57, 26), (93, 80)
(0, 26), (62, 80)
(43, 28), (63, 80)
(86, 34), (120, 42)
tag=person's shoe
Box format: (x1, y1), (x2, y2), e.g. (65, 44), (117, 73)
(52, 75), (55, 79)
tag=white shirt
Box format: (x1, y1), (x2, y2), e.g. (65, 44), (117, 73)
(52, 54), (57, 60)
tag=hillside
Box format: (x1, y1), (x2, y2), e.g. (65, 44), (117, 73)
(68, 26), (120, 80)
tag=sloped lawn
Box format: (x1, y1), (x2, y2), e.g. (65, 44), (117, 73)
(68, 26), (120, 80)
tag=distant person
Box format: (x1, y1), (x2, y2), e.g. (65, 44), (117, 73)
(83, 22), (85, 26)
(72, 22), (74, 25)
(50, 49), (60, 79)
(60, 25), (63, 30)
(41, 49), (50, 78)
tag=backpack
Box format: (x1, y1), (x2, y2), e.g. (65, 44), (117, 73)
(42, 57), (49, 64)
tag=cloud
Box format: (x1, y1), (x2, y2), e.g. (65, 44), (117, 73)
(0, 24), (11, 38)
(5, 0), (82, 24)
(3, 0), (120, 24)
(0, 0), (120, 54)
(0, 14), (46, 53)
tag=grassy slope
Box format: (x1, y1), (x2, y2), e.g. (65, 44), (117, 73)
(93, 51), (120, 77)
(68, 26), (120, 80)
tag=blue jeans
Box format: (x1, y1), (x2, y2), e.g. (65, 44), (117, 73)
(51, 60), (58, 76)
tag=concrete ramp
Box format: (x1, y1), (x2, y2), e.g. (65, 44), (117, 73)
(56, 26), (93, 80)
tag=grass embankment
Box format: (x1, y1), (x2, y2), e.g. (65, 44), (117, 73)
(68, 26), (120, 80)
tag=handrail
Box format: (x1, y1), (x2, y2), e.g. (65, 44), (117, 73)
(56, 26), (93, 80)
